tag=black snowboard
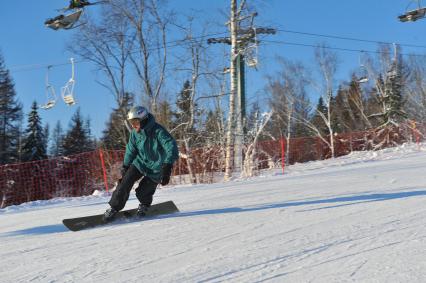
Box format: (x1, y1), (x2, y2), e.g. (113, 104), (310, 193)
(62, 201), (179, 231)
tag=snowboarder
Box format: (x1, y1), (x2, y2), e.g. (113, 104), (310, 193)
(103, 106), (179, 222)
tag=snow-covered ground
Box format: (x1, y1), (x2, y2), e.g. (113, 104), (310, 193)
(1, 143), (426, 283)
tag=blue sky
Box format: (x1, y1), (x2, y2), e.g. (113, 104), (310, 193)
(1, 0), (426, 139)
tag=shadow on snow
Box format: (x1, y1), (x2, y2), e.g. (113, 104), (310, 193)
(2, 188), (425, 236)
(168, 188), (426, 218)
(1, 224), (68, 237)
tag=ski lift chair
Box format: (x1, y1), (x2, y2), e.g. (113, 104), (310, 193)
(357, 53), (369, 83)
(61, 58), (77, 106)
(45, 9), (83, 30)
(398, 0), (426, 22)
(357, 66), (369, 83)
(357, 77), (369, 83)
(247, 57), (258, 68)
(41, 100), (56, 110)
(245, 28), (259, 68)
(62, 90), (76, 105)
(41, 66), (57, 110)
(246, 45), (258, 67)
(398, 7), (426, 21)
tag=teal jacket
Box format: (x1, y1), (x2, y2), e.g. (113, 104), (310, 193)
(123, 114), (179, 182)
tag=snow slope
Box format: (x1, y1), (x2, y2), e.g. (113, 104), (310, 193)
(1, 143), (426, 283)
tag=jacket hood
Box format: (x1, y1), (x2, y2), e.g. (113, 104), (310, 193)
(140, 113), (155, 133)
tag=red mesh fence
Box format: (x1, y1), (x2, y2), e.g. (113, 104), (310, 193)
(0, 151), (116, 207)
(0, 122), (424, 208)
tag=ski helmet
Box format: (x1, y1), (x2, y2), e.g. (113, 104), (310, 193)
(127, 106), (149, 121)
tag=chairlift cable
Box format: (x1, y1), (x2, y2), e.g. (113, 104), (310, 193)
(8, 31), (229, 73)
(276, 29), (426, 49)
(261, 39), (426, 59)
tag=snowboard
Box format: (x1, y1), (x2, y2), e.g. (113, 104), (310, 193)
(62, 201), (179, 231)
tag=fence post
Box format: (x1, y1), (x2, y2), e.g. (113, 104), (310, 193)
(99, 149), (109, 192)
(410, 120), (421, 149)
(280, 137), (286, 174)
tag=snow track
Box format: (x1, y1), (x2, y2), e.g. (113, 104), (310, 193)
(1, 143), (426, 282)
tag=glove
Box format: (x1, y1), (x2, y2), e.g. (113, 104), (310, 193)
(121, 164), (130, 178)
(160, 163), (173, 186)
(117, 165), (130, 185)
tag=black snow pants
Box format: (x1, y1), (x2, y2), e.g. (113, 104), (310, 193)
(108, 165), (158, 211)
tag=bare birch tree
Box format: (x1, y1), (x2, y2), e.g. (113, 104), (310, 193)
(404, 54), (426, 122)
(110, 0), (171, 114)
(267, 57), (311, 164)
(363, 44), (408, 126)
(68, 3), (135, 140)
(223, 0), (239, 181)
(334, 75), (373, 132)
(165, 14), (224, 183)
(242, 110), (273, 177)
(307, 44), (340, 157)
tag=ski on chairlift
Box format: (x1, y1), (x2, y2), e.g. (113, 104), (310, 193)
(398, 7), (426, 21)
(63, 0), (105, 11)
(45, 1), (105, 30)
(398, 0), (426, 22)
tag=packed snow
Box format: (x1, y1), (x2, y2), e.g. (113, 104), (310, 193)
(1, 143), (426, 282)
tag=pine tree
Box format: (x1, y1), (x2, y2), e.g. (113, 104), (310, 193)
(202, 109), (223, 146)
(266, 58), (311, 139)
(329, 95), (342, 133)
(43, 124), (49, 157)
(101, 92), (133, 149)
(246, 102), (261, 138)
(21, 101), (47, 161)
(245, 102), (271, 142)
(331, 88), (346, 133)
(15, 114), (24, 162)
(333, 76), (371, 133)
(0, 52), (23, 164)
(368, 47), (408, 128)
(50, 121), (64, 157)
(156, 100), (174, 131)
(267, 79), (288, 139)
(62, 108), (93, 155)
(367, 75), (386, 127)
(173, 80), (199, 146)
(84, 118), (97, 151)
(383, 60), (407, 125)
(292, 90), (312, 137)
(172, 80), (200, 183)
(310, 97), (329, 136)
(204, 110), (222, 134)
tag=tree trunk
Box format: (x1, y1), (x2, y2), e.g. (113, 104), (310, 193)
(224, 0), (238, 181)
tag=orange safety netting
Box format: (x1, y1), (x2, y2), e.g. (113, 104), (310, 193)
(0, 122), (424, 208)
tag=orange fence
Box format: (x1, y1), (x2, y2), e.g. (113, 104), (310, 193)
(0, 122), (424, 208)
